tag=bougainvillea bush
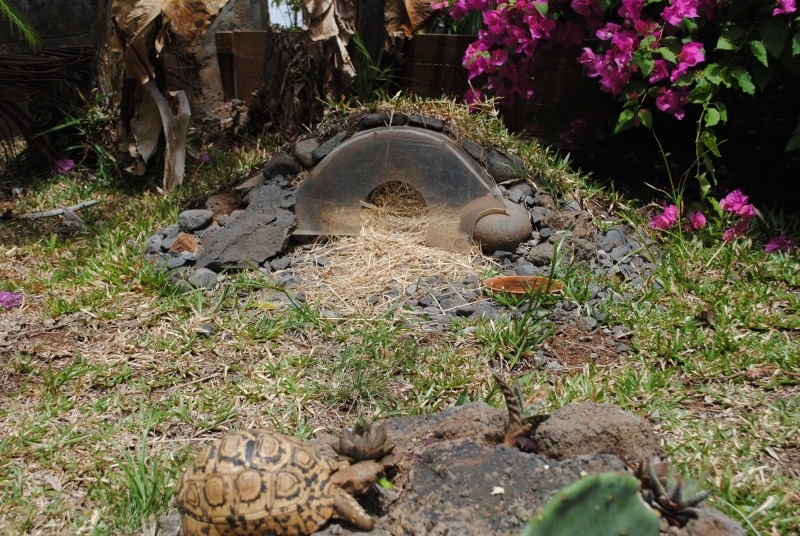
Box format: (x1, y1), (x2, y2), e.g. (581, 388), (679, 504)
(433, 0), (800, 154)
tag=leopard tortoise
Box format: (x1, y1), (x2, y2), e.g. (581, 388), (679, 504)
(176, 429), (385, 535)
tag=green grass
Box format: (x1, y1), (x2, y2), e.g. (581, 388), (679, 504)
(1, 102), (798, 535)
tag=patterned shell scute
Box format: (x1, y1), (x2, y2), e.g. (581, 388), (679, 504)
(176, 430), (338, 535)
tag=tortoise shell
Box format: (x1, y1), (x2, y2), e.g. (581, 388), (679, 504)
(176, 430), (344, 536)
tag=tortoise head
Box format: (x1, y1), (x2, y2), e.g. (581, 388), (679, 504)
(330, 458), (389, 496)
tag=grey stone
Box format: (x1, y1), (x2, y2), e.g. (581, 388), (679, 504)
(195, 183), (296, 272)
(507, 181), (534, 200)
(682, 507), (747, 536)
(538, 227), (552, 240)
(312, 131), (348, 163)
(529, 206), (550, 225)
(407, 114), (444, 131)
(563, 200), (582, 212)
(513, 261), (540, 276)
(439, 294), (467, 311)
(507, 189), (523, 203)
(528, 242), (555, 266)
(195, 323), (215, 337)
(596, 226), (627, 252)
(360, 113), (390, 128)
(146, 234), (162, 254)
(156, 511), (182, 536)
(610, 245), (631, 262)
(161, 224), (179, 240)
(388, 112), (408, 125)
(166, 256), (186, 270)
(576, 315), (598, 331)
(161, 236), (177, 251)
(188, 268), (218, 289)
(473, 199), (533, 252)
(472, 301), (499, 319)
(293, 138), (319, 168)
(460, 138), (486, 162)
(616, 343), (631, 353)
(181, 251), (198, 262)
(270, 257), (291, 271)
(262, 151), (301, 179)
(178, 209), (214, 233)
(486, 149), (525, 182)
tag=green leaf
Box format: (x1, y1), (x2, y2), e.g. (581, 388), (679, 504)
(638, 55), (655, 77)
(696, 172), (712, 200)
(700, 130), (722, 157)
(705, 108), (721, 127)
(760, 17), (790, 58)
(638, 108), (653, 129)
(786, 122), (800, 152)
(729, 67), (755, 95)
(792, 31), (800, 56)
(749, 40), (769, 67)
(715, 102), (728, 123)
(716, 27), (745, 51)
(751, 63), (775, 90)
(658, 47), (677, 63)
(615, 109), (635, 133)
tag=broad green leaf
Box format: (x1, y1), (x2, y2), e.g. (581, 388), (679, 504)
(749, 40), (769, 67)
(614, 108), (635, 133)
(752, 63), (774, 90)
(793, 31), (800, 56)
(700, 130), (722, 157)
(658, 47), (677, 63)
(786, 133), (800, 152)
(786, 122), (800, 152)
(729, 67), (755, 95)
(638, 55), (655, 76)
(716, 27), (745, 51)
(696, 172), (712, 200)
(760, 17), (790, 58)
(638, 108), (653, 129)
(705, 108), (721, 127)
(715, 102), (728, 123)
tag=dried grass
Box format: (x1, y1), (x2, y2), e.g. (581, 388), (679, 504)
(290, 182), (495, 314)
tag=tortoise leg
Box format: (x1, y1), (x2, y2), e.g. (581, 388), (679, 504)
(333, 487), (374, 531)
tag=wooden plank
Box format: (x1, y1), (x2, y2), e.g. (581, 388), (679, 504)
(234, 56), (265, 102)
(232, 31), (269, 58)
(215, 31), (235, 54)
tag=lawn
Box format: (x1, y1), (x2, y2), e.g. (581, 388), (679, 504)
(1, 102), (798, 535)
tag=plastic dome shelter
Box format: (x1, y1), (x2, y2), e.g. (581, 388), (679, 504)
(293, 127), (507, 251)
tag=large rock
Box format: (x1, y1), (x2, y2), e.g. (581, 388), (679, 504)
(473, 199), (533, 252)
(531, 402), (663, 463)
(194, 183), (296, 271)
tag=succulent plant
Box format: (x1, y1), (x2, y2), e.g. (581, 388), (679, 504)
(633, 457), (712, 527)
(522, 471), (660, 536)
(333, 418), (394, 461)
(494, 373), (546, 450)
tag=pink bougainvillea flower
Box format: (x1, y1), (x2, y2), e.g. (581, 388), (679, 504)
(655, 87), (689, 120)
(199, 152), (211, 164)
(53, 158), (75, 175)
(649, 59), (669, 83)
(773, 0), (797, 16)
(679, 42), (705, 67)
(661, 0), (699, 26)
(464, 87), (485, 110)
(0, 290), (23, 309)
(649, 203), (679, 230)
(719, 189), (758, 218)
(430, 0), (449, 10)
(723, 219), (750, 242)
(690, 211), (707, 230)
(765, 235), (792, 253)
